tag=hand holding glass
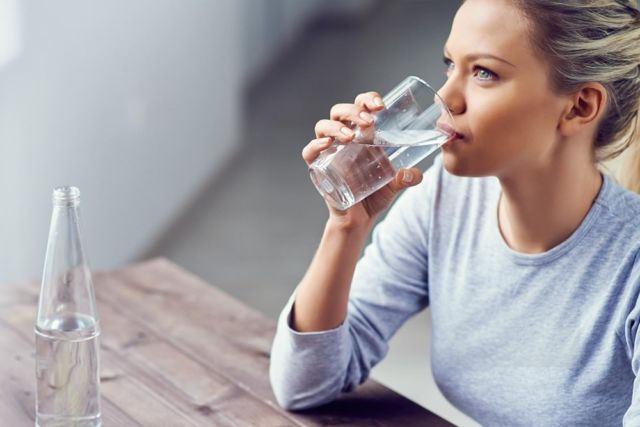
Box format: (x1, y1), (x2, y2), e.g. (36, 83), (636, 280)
(309, 76), (455, 210)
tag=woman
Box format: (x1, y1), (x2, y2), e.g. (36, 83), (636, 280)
(270, 0), (640, 425)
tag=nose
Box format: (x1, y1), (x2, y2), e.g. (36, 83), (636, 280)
(435, 78), (465, 116)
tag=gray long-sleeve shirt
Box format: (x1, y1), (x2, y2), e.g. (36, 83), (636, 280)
(269, 155), (640, 426)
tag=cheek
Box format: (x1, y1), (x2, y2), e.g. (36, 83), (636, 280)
(471, 88), (557, 155)
(443, 82), (564, 177)
(444, 89), (555, 176)
(472, 93), (530, 144)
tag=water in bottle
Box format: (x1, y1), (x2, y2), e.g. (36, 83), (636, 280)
(35, 187), (101, 427)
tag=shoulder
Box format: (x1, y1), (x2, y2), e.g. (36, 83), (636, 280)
(597, 174), (640, 241)
(590, 176), (640, 302)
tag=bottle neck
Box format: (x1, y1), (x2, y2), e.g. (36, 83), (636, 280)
(53, 186), (81, 207)
(37, 186), (97, 328)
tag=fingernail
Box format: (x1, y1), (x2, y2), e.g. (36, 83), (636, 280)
(341, 127), (355, 137)
(402, 170), (413, 183)
(359, 112), (374, 123)
(374, 97), (384, 107)
(317, 137), (332, 146)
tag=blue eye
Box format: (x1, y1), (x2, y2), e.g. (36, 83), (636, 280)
(475, 67), (497, 81)
(442, 57), (498, 82)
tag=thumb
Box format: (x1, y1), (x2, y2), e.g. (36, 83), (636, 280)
(363, 167), (424, 216)
(387, 168), (424, 194)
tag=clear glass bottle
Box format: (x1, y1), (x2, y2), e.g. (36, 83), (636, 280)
(35, 186), (101, 427)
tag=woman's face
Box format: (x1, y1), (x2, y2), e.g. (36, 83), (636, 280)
(438, 0), (568, 177)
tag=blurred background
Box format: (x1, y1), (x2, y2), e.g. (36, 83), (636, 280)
(0, 0), (479, 425)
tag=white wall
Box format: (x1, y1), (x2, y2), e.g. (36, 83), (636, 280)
(0, 0), (243, 284)
(0, 0), (375, 285)
(0, 0), (21, 68)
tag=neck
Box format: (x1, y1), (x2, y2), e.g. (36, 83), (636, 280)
(497, 151), (603, 254)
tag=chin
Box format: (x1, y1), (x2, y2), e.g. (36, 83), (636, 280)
(441, 149), (492, 178)
(442, 149), (472, 176)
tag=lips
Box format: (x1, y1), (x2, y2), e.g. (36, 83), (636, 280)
(437, 122), (465, 141)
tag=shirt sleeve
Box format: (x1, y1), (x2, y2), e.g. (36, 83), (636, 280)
(622, 252), (640, 426)
(269, 157), (440, 411)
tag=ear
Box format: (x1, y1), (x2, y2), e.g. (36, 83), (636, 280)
(558, 83), (608, 138)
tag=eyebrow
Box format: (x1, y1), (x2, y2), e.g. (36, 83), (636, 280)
(443, 47), (516, 68)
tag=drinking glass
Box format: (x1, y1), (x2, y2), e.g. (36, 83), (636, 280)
(309, 76), (454, 210)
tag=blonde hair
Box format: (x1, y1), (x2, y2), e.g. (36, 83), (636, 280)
(512, 0), (640, 193)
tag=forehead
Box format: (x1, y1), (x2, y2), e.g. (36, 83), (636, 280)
(446, 0), (533, 60)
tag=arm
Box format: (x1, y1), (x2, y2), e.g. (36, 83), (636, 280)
(292, 218), (373, 333)
(269, 160), (437, 410)
(291, 89), (419, 333)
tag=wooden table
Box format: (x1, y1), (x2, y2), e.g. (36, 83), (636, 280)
(0, 258), (453, 426)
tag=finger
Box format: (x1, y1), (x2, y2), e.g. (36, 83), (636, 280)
(386, 168), (424, 194)
(363, 168), (424, 215)
(329, 103), (375, 128)
(314, 119), (356, 142)
(354, 91), (385, 112)
(302, 137), (333, 165)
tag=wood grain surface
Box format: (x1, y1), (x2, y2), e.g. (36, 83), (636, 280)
(0, 258), (453, 426)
